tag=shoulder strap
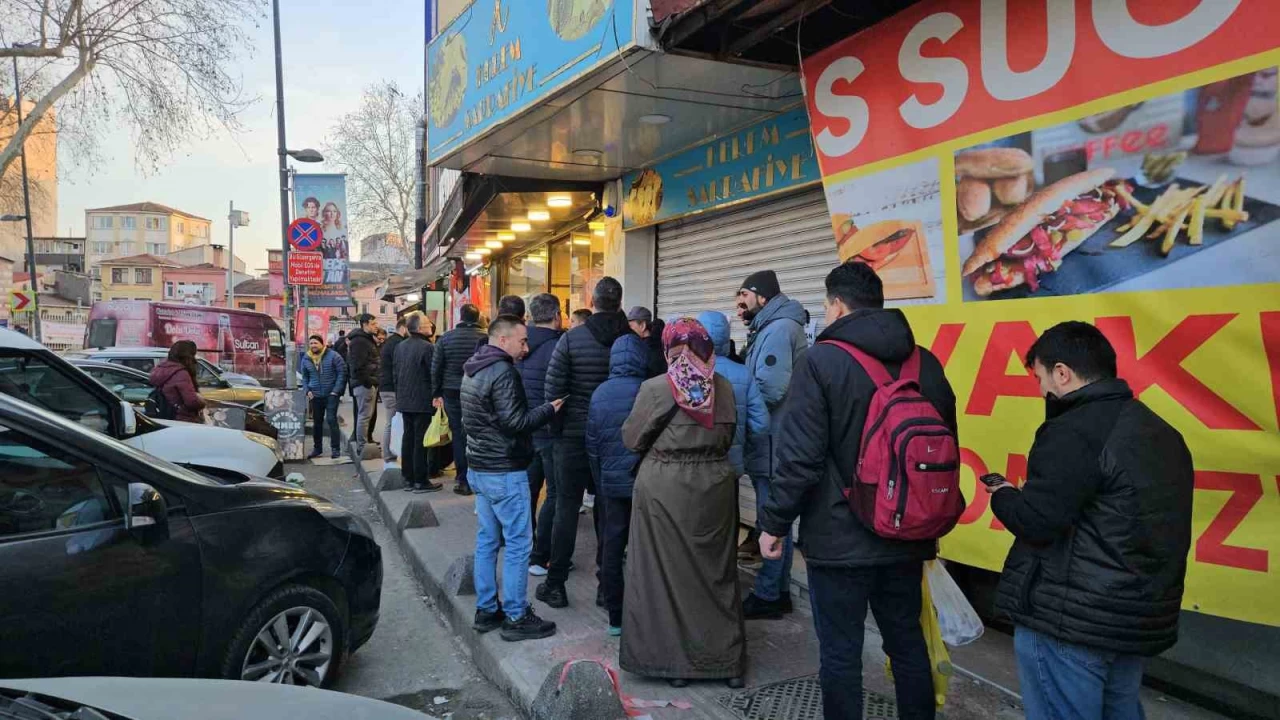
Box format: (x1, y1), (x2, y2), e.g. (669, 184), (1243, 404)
(820, 340), (923, 386)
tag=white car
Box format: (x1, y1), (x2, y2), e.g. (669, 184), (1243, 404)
(0, 329), (283, 479)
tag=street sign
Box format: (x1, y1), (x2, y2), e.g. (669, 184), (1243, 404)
(287, 218), (322, 251)
(9, 291), (32, 312)
(288, 251), (324, 286)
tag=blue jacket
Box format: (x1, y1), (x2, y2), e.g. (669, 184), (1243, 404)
(516, 324), (563, 447)
(300, 348), (347, 397)
(585, 334), (649, 498)
(742, 293), (808, 478)
(697, 311), (769, 476)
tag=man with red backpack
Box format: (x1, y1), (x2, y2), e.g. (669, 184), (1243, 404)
(759, 261), (958, 720)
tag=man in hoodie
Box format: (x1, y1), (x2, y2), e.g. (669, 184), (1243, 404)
(519, 293), (563, 575)
(537, 276), (630, 609)
(585, 333), (650, 635)
(432, 304), (488, 495)
(347, 313), (381, 457)
(378, 318), (409, 464)
(396, 313), (441, 493)
(461, 314), (563, 642)
(736, 269), (809, 619)
(759, 262), (956, 720)
(696, 311), (769, 478)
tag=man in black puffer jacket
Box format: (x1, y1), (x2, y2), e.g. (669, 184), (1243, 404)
(517, 293), (563, 572)
(395, 313), (439, 493)
(536, 276), (630, 608)
(461, 315), (563, 642)
(432, 304), (488, 495)
(987, 321), (1193, 720)
(346, 313), (380, 456)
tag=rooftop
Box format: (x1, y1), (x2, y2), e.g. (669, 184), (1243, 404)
(100, 253), (183, 268)
(85, 202), (211, 223)
(163, 262), (223, 273)
(234, 278), (271, 296)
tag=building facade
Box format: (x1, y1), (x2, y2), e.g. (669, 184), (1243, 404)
(99, 253), (182, 302)
(161, 264), (228, 306)
(85, 202), (212, 279)
(0, 99), (57, 263)
(359, 232), (412, 267)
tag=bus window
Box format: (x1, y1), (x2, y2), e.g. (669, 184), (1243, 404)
(86, 319), (118, 349)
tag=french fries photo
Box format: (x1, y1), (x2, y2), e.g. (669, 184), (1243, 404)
(1109, 174), (1249, 254)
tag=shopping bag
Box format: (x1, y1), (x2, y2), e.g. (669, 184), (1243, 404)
(885, 571), (953, 709)
(425, 407), (452, 448)
(925, 559), (985, 647)
(389, 413), (404, 461)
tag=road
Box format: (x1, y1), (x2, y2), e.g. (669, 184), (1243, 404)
(295, 460), (522, 720)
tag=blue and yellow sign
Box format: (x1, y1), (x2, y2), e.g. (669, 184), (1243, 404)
(621, 109), (818, 229)
(427, 0), (635, 162)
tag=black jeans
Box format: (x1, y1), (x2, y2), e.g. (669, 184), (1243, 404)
(528, 441), (556, 560)
(547, 436), (601, 585)
(807, 561), (935, 720)
(401, 410), (434, 489)
(442, 390), (468, 486)
(599, 494), (632, 627)
(310, 395), (340, 453)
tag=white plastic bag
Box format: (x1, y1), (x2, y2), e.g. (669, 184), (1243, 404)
(388, 412), (404, 465)
(925, 559), (984, 647)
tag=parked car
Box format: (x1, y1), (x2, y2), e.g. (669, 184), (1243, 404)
(0, 329), (283, 478)
(69, 358), (280, 440)
(2, 678), (423, 719)
(0, 391), (381, 687)
(64, 347), (268, 407)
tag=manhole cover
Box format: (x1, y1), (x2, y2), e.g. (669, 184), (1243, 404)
(717, 675), (898, 720)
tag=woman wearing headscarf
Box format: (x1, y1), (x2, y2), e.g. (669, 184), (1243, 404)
(149, 340), (207, 423)
(619, 318), (745, 688)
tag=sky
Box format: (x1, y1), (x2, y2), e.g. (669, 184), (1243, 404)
(54, 0), (426, 271)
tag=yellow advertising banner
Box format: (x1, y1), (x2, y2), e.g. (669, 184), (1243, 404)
(803, 3), (1280, 627)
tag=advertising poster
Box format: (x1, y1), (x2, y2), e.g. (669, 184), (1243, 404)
(293, 173), (352, 307)
(265, 389), (308, 461)
(804, 2), (1280, 627)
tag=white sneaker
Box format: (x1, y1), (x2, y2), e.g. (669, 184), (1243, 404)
(583, 493), (595, 511)
(528, 564), (548, 576)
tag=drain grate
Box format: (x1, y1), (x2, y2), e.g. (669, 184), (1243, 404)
(716, 675), (898, 720)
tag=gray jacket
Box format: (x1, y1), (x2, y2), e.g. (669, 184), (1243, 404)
(743, 293), (808, 479)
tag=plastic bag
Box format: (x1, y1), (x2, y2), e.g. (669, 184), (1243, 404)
(925, 559), (985, 647)
(388, 413), (404, 464)
(425, 408), (452, 448)
(886, 572), (953, 709)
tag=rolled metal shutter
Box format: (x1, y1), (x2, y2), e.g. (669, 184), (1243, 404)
(655, 186), (838, 347)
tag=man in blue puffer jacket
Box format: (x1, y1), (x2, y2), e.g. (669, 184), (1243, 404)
(585, 333), (650, 635)
(697, 311), (769, 478)
(300, 334), (348, 459)
(518, 293), (563, 574)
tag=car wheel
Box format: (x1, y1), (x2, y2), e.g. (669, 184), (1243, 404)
(222, 584), (346, 687)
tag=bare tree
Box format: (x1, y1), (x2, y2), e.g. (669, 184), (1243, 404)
(0, 0), (262, 176)
(322, 81), (419, 256)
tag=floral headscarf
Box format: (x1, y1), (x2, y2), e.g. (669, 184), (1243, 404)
(662, 317), (716, 429)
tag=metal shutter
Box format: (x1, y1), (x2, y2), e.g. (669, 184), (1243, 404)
(656, 186), (838, 346)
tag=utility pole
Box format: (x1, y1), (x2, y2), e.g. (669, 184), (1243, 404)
(227, 202), (247, 308)
(12, 54), (40, 343)
(272, 0), (296, 389)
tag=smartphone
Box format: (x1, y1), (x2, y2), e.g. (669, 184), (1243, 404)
(979, 473), (1008, 488)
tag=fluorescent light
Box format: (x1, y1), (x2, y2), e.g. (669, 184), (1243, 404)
(528, 210), (550, 221)
(404, 292), (421, 302)
(547, 196), (572, 208)
(588, 220), (605, 230)
(464, 252), (482, 261)
(485, 240), (504, 249)
(511, 221), (532, 232)
(593, 229), (606, 237)
(497, 232), (516, 241)
(573, 238), (591, 246)
(639, 114), (671, 125)
(475, 247), (492, 255)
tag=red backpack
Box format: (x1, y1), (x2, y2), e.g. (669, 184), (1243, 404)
(822, 340), (964, 541)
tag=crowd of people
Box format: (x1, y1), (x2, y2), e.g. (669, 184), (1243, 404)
(283, 258), (1194, 720)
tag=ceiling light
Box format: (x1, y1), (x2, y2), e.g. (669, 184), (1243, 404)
(639, 114), (671, 125)
(511, 221), (532, 232)
(485, 240), (504, 249)
(475, 247), (492, 255)
(573, 148), (603, 160)
(588, 220), (605, 230)
(497, 232), (516, 241)
(593, 229), (606, 237)
(528, 210), (550, 221)
(547, 196), (572, 208)
(464, 252), (482, 261)
(573, 238), (591, 246)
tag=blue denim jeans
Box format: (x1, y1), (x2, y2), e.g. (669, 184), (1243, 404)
(1015, 626), (1147, 720)
(471, 470), (533, 621)
(752, 473), (793, 600)
(310, 394), (341, 454)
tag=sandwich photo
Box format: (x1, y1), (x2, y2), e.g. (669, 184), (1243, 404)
(962, 168), (1130, 296)
(835, 217), (917, 271)
(954, 147), (1035, 233)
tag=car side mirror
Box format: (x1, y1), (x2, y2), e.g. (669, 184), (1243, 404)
(120, 401), (137, 435)
(127, 482), (169, 540)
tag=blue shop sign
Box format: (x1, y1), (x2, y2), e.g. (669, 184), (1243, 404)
(427, 0), (635, 162)
(622, 109), (818, 229)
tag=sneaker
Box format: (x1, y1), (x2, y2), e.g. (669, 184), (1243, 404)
(535, 581), (568, 609)
(500, 610), (556, 642)
(528, 563), (548, 577)
(454, 482), (473, 496)
(742, 592), (792, 620)
(583, 493), (595, 510)
(422, 481), (444, 493)
(409, 485), (427, 494)
(331, 450), (342, 459)
(607, 625), (622, 637)
(307, 448), (323, 460)
(473, 608), (504, 634)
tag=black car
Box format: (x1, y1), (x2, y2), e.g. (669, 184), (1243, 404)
(0, 392), (381, 687)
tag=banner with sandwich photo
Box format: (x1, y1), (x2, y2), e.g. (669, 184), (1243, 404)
(802, 1), (1280, 628)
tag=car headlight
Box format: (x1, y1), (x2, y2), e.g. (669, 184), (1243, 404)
(319, 505), (375, 540)
(242, 431), (281, 458)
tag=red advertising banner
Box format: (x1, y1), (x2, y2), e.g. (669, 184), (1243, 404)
(804, 1), (1280, 179)
(288, 251), (324, 286)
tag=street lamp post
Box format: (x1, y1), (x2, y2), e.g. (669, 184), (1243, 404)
(227, 202), (248, 308)
(11, 51), (40, 342)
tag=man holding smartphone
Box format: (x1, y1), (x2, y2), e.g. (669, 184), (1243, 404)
(986, 321), (1194, 720)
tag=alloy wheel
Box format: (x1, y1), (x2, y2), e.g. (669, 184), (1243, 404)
(240, 606), (334, 686)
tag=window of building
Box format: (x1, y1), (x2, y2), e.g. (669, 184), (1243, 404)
(134, 269), (152, 285)
(110, 268), (128, 284)
(361, 302), (369, 314)
(177, 221), (185, 234)
(91, 241), (112, 255)
(145, 217), (164, 231)
(91, 216), (114, 230)
(238, 301), (255, 310)
(119, 243), (135, 257)
(92, 291), (102, 301)
(164, 282), (175, 298)
(380, 304), (387, 315)
(121, 217), (136, 230)
(147, 242), (167, 255)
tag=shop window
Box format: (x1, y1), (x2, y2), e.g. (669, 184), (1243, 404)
(507, 247), (549, 307)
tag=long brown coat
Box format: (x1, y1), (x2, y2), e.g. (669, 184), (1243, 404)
(618, 374), (745, 680)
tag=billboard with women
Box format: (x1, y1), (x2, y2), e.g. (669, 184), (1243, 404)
(294, 173), (352, 307)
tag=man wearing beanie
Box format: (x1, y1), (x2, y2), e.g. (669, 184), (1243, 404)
(736, 268), (808, 619)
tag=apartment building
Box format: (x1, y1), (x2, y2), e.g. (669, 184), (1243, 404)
(85, 202), (212, 279)
(99, 253), (182, 302)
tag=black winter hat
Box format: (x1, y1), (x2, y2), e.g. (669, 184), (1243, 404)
(741, 270), (781, 300)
